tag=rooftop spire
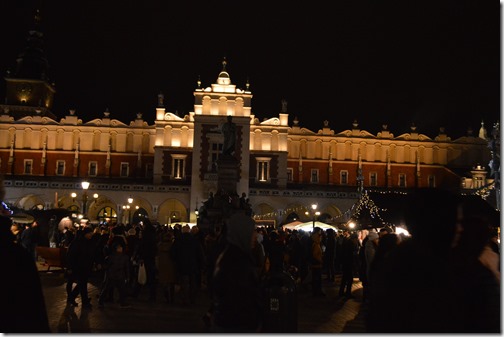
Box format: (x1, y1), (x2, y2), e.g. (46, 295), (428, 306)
(11, 8), (52, 82)
(222, 57), (227, 71)
(216, 57), (231, 85)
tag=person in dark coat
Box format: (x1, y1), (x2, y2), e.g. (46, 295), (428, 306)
(171, 224), (204, 304)
(338, 232), (359, 297)
(324, 228), (337, 282)
(59, 226), (75, 248)
(211, 213), (263, 332)
(264, 231), (286, 273)
(135, 219), (158, 301)
(66, 226), (95, 309)
(0, 214), (50, 332)
(98, 241), (131, 308)
(202, 224), (227, 328)
(20, 221), (36, 260)
(367, 188), (462, 333)
(310, 227), (325, 297)
(449, 208), (500, 332)
(368, 233), (400, 304)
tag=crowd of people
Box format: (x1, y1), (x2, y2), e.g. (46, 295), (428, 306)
(1, 187), (500, 333)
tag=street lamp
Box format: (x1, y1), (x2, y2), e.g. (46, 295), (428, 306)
(305, 203), (321, 230)
(81, 181), (90, 218)
(127, 196), (133, 224)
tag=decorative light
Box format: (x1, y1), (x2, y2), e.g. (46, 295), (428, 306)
(395, 227), (410, 236)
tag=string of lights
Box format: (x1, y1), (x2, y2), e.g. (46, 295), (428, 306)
(253, 189), (407, 226)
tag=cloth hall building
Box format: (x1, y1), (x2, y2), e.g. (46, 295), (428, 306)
(0, 15), (494, 228)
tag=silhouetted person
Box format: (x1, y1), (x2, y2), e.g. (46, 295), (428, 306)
(368, 188), (462, 333)
(171, 224), (203, 305)
(0, 214), (50, 332)
(48, 215), (58, 247)
(324, 228), (337, 282)
(339, 232), (359, 297)
(20, 221), (39, 261)
(368, 233), (400, 304)
(211, 213), (263, 332)
(98, 242), (130, 308)
(310, 227), (325, 296)
(66, 226), (95, 309)
(449, 199), (501, 332)
(135, 219), (158, 301)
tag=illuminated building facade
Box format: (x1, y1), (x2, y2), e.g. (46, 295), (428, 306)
(0, 12), (494, 227)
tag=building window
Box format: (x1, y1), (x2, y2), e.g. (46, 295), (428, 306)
(89, 161), (98, 176)
(287, 168), (293, 182)
(56, 160), (65, 175)
(399, 173), (406, 187)
(120, 163), (129, 177)
(145, 163), (153, 178)
(171, 154), (187, 179)
(24, 160), (33, 175)
(370, 172), (377, 186)
(209, 142), (223, 171)
(340, 170), (348, 185)
(428, 175), (436, 188)
(97, 206), (117, 225)
(311, 169), (319, 183)
(256, 157), (271, 182)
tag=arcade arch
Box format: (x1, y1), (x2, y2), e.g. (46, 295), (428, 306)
(157, 198), (188, 225)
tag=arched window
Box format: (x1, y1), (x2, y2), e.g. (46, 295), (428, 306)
(132, 207), (149, 224)
(67, 204), (80, 213)
(285, 212), (300, 223)
(97, 206), (118, 225)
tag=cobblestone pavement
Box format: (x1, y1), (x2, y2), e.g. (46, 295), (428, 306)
(38, 263), (366, 333)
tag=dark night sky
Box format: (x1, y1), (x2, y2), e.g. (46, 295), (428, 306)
(0, 1), (500, 139)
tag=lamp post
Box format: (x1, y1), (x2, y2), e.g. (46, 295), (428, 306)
(305, 203), (321, 230)
(81, 181), (89, 218)
(127, 196), (133, 224)
(71, 181), (98, 221)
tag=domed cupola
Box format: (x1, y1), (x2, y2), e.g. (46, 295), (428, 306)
(216, 57), (231, 85)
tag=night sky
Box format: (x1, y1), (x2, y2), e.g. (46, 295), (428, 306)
(0, 1), (500, 139)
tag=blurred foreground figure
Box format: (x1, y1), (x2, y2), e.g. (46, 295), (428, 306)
(0, 182), (50, 332)
(449, 196), (501, 333)
(368, 188), (462, 333)
(211, 213), (263, 332)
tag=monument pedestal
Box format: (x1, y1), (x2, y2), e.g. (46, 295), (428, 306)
(197, 155), (244, 232)
(216, 154), (239, 196)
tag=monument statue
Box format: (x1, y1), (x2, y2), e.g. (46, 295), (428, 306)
(281, 99), (288, 113)
(221, 115), (236, 156)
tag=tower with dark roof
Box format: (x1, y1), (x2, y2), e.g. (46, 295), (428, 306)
(2, 9), (57, 119)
